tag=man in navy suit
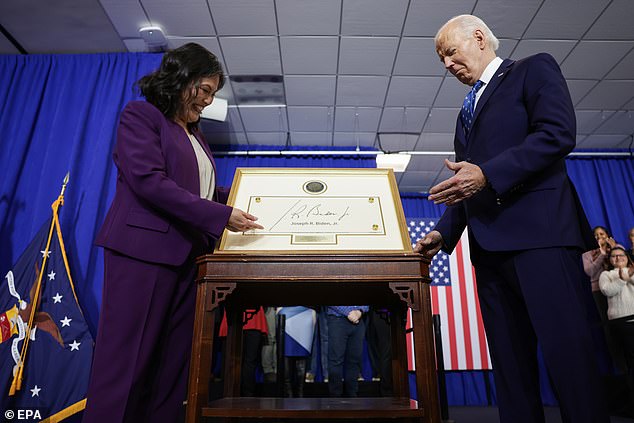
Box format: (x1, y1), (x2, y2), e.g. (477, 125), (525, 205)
(415, 15), (609, 423)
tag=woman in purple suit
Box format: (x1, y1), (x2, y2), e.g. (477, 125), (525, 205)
(83, 43), (263, 423)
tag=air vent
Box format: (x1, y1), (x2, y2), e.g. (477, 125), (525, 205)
(229, 75), (285, 106)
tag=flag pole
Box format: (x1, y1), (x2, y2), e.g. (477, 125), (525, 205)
(9, 172), (70, 395)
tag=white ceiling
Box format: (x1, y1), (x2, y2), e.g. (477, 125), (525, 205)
(1, 0), (633, 192)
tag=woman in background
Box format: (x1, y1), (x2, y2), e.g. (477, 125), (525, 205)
(583, 226), (617, 315)
(83, 43), (262, 423)
(599, 246), (634, 403)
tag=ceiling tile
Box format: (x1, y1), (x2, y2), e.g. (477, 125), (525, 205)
(385, 76), (443, 107)
(560, 41), (632, 79)
(422, 108), (459, 133)
(510, 40), (577, 64)
(218, 107), (245, 132)
(413, 133), (455, 152)
(377, 134), (419, 151)
(285, 76), (336, 106)
(240, 107), (288, 132)
(123, 39), (148, 52)
(336, 76), (389, 106)
(394, 38), (444, 76)
(287, 106), (333, 131)
(209, 0), (276, 36)
(341, 0), (408, 36)
(219, 37), (281, 74)
(0, 0), (125, 53)
(101, 1), (149, 38)
(624, 97), (634, 110)
(289, 132), (333, 147)
(406, 155), (449, 172)
(566, 80), (598, 106)
(280, 37), (338, 74)
(0, 33), (20, 54)
(606, 48), (634, 80)
(585, 0), (634, 40)
(379, 107), (428, 132)
(593, 110), (634, 135)
(142, 1), (214, 37)
(339, 37), (399, 75)
(403, 0), (476, 37)
(334, 107), (381, 132)
(472, 0), (542, 38)
(433, 76), (469, 108)
(201, 118), (234, 134)
(332, 132), (377, 148)
(246, 132), (289, 146)
(524, 0), (610, 39)
(167, 37), (226, 71)
(575, 110), (616, 134)
(576, 134), (629, 148)
(202, 131), (248, 146)
(576, 80), (634, 109)
(496, 39), (519, 59)
(276, 0), (341, 35)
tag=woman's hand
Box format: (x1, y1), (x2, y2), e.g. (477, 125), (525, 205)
(226, 208), (264, 232)
(622, 266), (634, 281)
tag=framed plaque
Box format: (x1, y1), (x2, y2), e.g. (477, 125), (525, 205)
(216, 168), (412, 253)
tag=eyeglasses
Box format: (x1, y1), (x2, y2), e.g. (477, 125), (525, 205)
(610, 254), (627, 259)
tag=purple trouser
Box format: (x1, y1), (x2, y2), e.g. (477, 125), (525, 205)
(82, 249), (196, 423)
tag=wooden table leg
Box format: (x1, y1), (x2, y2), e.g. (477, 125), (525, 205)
(411, 281), (441, 423)
(390, 303), (408, 398)
(186, 282), (216, 423)
(223, 302), (243, 397)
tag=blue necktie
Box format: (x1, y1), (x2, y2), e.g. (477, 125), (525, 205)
(460, 80), (484, 135)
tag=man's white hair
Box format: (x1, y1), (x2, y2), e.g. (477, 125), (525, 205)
(435, 15), (499, 51)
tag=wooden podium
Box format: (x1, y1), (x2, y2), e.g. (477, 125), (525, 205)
(185, 253), (441, 422)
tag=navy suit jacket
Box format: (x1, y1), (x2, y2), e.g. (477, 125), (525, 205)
(435, 53), (594, 254)
(96, 101), (232, 266)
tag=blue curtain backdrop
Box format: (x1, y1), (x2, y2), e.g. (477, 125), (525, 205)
(1, 52), (632, 407)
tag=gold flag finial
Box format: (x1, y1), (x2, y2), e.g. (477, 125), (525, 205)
(60, 172), (70, 198)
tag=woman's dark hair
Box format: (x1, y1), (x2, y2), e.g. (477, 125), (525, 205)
(136, 43), (225, 123)
(607, 246), (633, 270)
(593, 226), (610, 236)
(592, 226), (612, 238)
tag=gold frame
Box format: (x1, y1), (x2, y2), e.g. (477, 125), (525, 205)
(215, 168), (412, 254)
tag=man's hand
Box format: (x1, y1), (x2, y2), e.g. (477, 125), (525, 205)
(226, 208), (264, 232)
(414, 230), (444, 258)
(347, 309), (362, 324)
(428, 159), (487, 205)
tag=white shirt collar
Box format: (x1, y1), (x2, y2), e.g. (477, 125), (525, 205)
(478, 57), (503, 86)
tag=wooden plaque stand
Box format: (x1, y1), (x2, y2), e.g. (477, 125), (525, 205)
(185, 253), (441, 423)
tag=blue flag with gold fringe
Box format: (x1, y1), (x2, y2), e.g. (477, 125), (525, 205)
(0, 191), (93, 422)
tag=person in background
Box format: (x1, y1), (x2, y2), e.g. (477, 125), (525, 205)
(583, 226), (619, 331)
(627, 227), (634, 262)
(83, 43), (263, 423)
(415, 14), (608, 423)
(277, 306), (316, 397)
(584, 226), (617, 300)
(365, 307), (393, 396)
(261, 306), (278, 384)
(599, 246), (634, 410)
(326, 305), (368, 397)
(218, 307), (268, 397)
(305, 306), (329, 384)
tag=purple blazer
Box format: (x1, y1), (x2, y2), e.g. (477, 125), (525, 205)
(435, 53), (595, 253)
(96, 101), (232, 266)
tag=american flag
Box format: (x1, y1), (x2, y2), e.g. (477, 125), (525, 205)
(406, 218), (491, 371)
